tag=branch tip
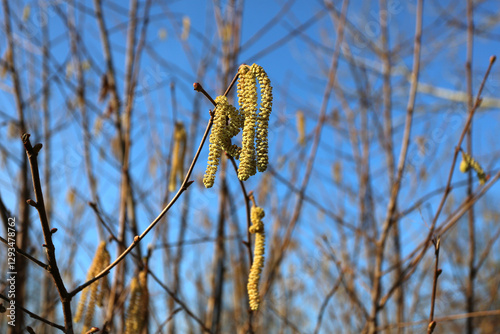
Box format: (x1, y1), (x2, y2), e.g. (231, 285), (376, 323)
(490, 55), (496, 63)
(21, 132), (30, 143)
(33, 143), (43, 154)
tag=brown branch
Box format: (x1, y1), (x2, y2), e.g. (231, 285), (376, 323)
(0, 293), (65, 332)
(263, 0), (350, 299)
(22, 134), (74, 334)
(146, 269), (212, 333)
(427, 237), (442, 334)
(376, 309), (500, 332)
(465, 1), (475, 333)
(379, 167), (500, 310)
(228, 155), (253, 266)
(369, 0), (423, 330)
(0, 235), (48, 270)
(68, 74), (240, 299)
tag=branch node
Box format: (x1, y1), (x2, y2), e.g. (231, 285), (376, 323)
(26, 199), (37, 207)
(33, 143), (43, 154)
(183, 180), (195, 190)
(51, 228), (58, 234)
(134, 235), (140, 243)
(427, 320), (436, 333)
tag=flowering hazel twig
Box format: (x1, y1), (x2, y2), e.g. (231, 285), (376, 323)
(68, 72), (241, 308)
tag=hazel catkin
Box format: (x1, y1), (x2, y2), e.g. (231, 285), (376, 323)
(251, 64), (273, 172)
(247, 205), (266, 311)
(238, 65), (258, 181)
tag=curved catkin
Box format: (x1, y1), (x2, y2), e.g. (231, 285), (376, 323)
(247, 206), (266, 311)
(460, 151), (487, 184)
(252, 64), (273, 172)
(203, 97), (229, 188)
(238, 66), (258, 181)
(227, 103), (244, 138)
(74, 241), (110, 332)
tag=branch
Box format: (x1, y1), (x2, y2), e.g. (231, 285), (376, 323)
(0, 293), (65, 332)
(69, 72), (240, 299)
(0, 235), (48, 270)
(22, 134), (73, 333)
(427, 237), (442, 334)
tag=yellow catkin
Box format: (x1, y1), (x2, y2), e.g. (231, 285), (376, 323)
(125, 271), (148, 334)
(74, 242), (110, 333)
(220, 23), (232, 43)
(203, 96), (229, 188)
(296, 111), (305, 146)
(97, 249), (111, 307)
(332, 162), (342, 183)
(181, 16), (190, 40)
(217, 96), (243, 159)
(1, 48), (12, 78)
(238, 66), (258, 181)
(247, 206), (266, 311)
(251, 64), (273, 172)
(459, 151), (487, 185)
(169, 122), (187, 191)
(22, 4), (31, 21)
(125, 277), (141, 334)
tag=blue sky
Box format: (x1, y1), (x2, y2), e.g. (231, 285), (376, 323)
(1, 0), (500, 331)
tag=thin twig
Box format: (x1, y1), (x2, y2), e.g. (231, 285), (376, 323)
(263, 0), (350, 299)
(228, 155), (253, 266)
(369, 0), (423, 330)
(69, 73), (240, 299)
(22, 134), (74, 333)
(0, 236), (48, 270)
(376, 309), (500, 332)
(427, 237), (441, 334)
(0, 293), (65, 332)
(465, 1), (475, 332)
(146, 269), (212, 333)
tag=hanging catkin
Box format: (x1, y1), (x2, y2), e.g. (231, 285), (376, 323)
(74, 241), (110, 333)
(252, 64), (272, 172)
(247, 205), (266, 311)
(169, 122), (187, 191)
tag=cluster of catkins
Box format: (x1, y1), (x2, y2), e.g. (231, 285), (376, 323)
(248, 205), (266, 311)
(203, 63), (273, 188)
